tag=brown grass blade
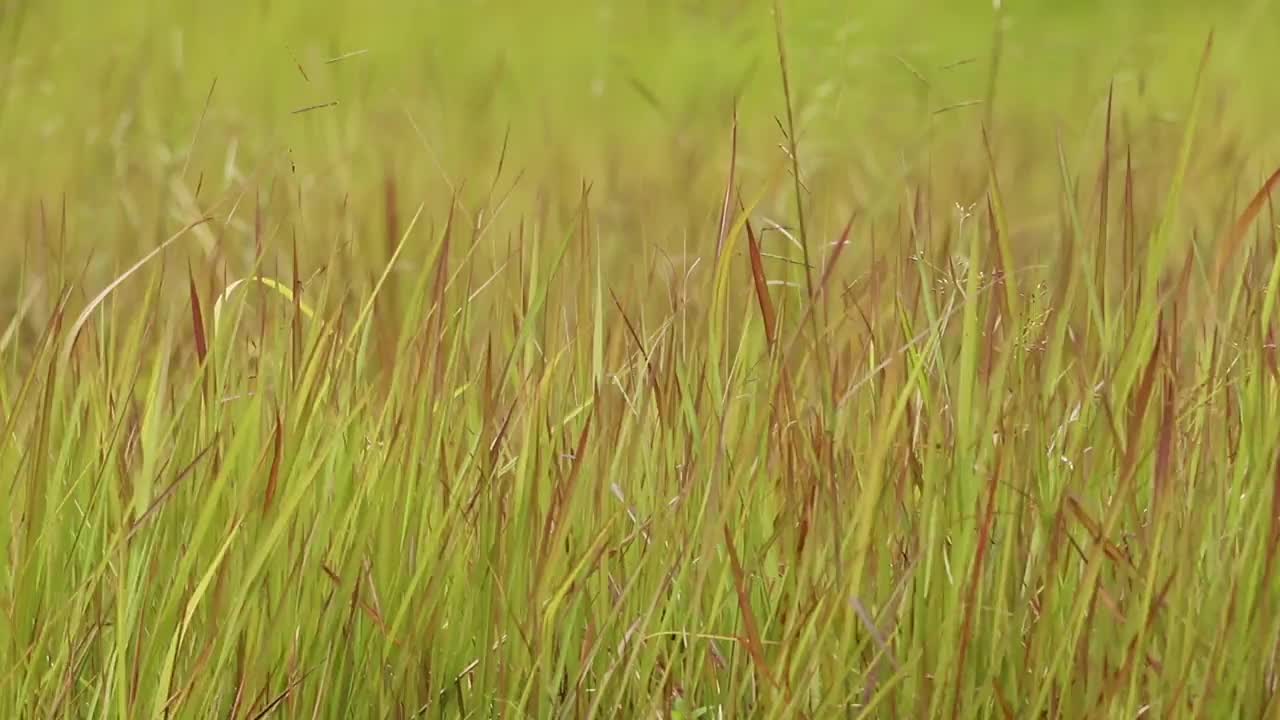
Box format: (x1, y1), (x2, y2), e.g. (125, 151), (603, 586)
(427, 198), (457, 392)
(319, 564), (395, 643)
(187, 264), (208, 365)
(563, 402), (594, 497)
(1266, 327), (1280, 382)
(384, 171), (399, 260)
(993, 681), (1016, 720)
(487, 400), (519, 472)
(246, 667), (316, 720)
(1065, 496), (1134, 569)
(610, 289), (664, 422)
(1154, 374), (1176, 503)
(716, 110), (739, 260)
(816, 213), (856, 301)
(1122, 146), (1137, 315)
(951, 445), (1003, 720)
(745, 219), (778, 349)
(290, 101), (339, 115)
(1096, 83), (1114, 305)
(62, 217), (211, 366)
(1212, 166), (1280, 291)
(264, 413), (284, 512)
(534, 402), (596, 585)
(1274, 451), (1280, 552)
(772, 0), (815, 298)
(781, 213), (855, 362)
(1259, 451), (1280, 610)
(127, 439), (219, 541)
(722, 525), (780, 691)
(1121, 322), (1164, 480)
(290, 233), (304, 380)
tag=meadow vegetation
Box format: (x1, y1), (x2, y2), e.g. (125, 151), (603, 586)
(3, 0), (1280, 717)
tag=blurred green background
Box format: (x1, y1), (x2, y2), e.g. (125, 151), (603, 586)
(4, 1), (1276, 174)
(1, 0), (1277, 275)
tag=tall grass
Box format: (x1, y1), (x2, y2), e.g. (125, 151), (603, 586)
(4, 3), (1280, 718)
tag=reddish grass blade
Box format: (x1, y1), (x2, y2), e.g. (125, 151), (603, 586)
(1266, 327), (1280, 382)
(993, 682), (1016, 720)
(1274, 452), (1280, 551)
(253, 190), (263, 261)
(563, 404), (594, 493)
(246, 667), (316, 720)
(1212, 166), (1280, 291)
(981, 127), (1019, 317)
(1065, 496), (1134, 569)
(1260, 451), (1280, 606)
(951, 448), (1003, 720)
(127, 439), (219, 541)
(285, 235), (305, 383)
(610, 289), (664, 422)
(816, 213), (856, 302)
(1154, 374), (1176, 503)
(319, 564), (395, 643)
(1173, 243), (1196, 305)
(781, 213), (855, 362)
(384, 171), (399, 260)
(187, 264), (208, 365)
(745, 220), (778, 349)
(63, 217), (211, 366)
(1096, 83), (1114, 305)
(1121, 323), (1164, 480)
(427, 199), (457, 392)
(264, 413), (284, 512)
(486, 400), (519, 472)
(722, 525), (780, 691)
(1123, 147), (1137, 316)
(772, 0), (816, 299)
(715, 110), (739, 260)
(533, 403), (595, 584)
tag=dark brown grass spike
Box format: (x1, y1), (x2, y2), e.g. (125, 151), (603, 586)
(993, 681), (1017, 720)
(246, 668), (315, 720)
(951, 444), (1004, 720)
(1066, 496), (1133, 569)
(781, 213), (855, 363)
(772, 0), (816, 299)
(1153, 374), (1176, 504)
(63, 217), (210, 367)
(1274, 450), (1280, 552)
(1123, 147), (1137, 318)
(486, 400), (519, 472)
(1096, 83), (1114, 321)
(532, 402), (596, 587)
(384, 171), (399, 260)
(1212, 166), (1280, 291)
(430, 200), (456, 321)
(609, 289), (663, 423)
(264, 413), (284, 512)
(1257, 448), (1280, 611)
(187, 264), (208, 365)
(290, 233), (303, 382)
(817, 213), (857, 301)
(1121, 322), (1164, 480)
(127, 439), (219, 541)
(722, 525), (781, 691)
(715, 109), (739, 260)
(745, 220), (778, 349)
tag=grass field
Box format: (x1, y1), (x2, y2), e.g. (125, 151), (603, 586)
(4, 1), (1280, 717)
